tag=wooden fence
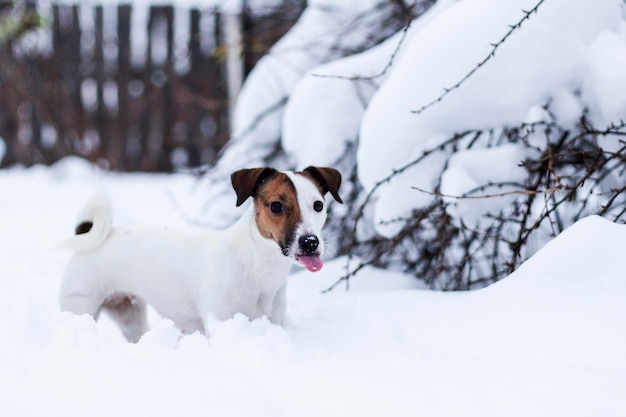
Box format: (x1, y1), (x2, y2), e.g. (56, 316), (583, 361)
(0, 2), (302, 171)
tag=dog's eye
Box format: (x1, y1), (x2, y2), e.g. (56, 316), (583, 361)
(269, 201), (284, 214)
(313, 201), (324, 212)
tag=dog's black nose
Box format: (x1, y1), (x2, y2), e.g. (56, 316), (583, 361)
(299, 235), (319, 254)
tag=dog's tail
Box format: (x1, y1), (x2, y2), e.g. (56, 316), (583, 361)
(58, 193), (113, 253)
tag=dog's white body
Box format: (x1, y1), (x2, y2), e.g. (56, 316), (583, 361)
(59, 168), (342, 342)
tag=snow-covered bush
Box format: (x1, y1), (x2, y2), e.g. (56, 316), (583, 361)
(332, 117), (626, 290)
(203, 0), (626, 289)
(196, 0), (423, 224)
(218, 0), (422, 170)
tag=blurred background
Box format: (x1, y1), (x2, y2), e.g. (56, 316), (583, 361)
(3, 0), (624, 291)
(0, 0), (305, 171)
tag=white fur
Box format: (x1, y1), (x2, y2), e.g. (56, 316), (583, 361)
(57, 193), (113, 252)
(285, 172), (328, 257)
(59, 173), (329, 342)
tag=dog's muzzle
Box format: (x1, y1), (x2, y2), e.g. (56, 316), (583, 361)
(296, 234), (323, 272)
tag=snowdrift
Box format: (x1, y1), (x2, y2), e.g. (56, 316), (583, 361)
(2, 0), (626, 413)
(0, 162), (624, 416)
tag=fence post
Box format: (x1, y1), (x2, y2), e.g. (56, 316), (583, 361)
(186, 8), (203, 167)
(222, 8), (244, 135)
(117, 4), (131, 170)
(93, 5), (107, 164)
(70, 5), (84, 142)
(1, 1), (301, 171)
(139, 6), (154, 170)
(0, 37), (17, 167)
(51, 4), (71, 159)
(160, 5), (174, 172)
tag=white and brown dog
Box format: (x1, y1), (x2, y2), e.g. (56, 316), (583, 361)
(59, 166), (342, 342)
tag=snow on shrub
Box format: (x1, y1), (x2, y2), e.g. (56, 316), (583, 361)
(195, 0), (419, 227)
(221, 0), (413, 171)
(203, 0), (626, 289)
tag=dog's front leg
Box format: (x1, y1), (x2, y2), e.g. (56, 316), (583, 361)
(268, 285), (287, 325)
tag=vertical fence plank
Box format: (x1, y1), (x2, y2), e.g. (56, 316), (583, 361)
(93, 5), (107, 164)
(24, 53), (43, 163)
(186, 8), (202, 167)
(213, 11), (230, 154)
(140, 6), (156, 170)
(116, 4), (131, 170)
(0, 2), (302, 171)
(50, 3), (68, 160)
(139, 9), (150, 169)
(70, 5), (84, 141)
(0, 37), (18, 167)
(22, 1), (43, 165)
(159, 5), (175, 172)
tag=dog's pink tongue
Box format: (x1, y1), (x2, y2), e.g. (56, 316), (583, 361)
(298, 255), (323, 272)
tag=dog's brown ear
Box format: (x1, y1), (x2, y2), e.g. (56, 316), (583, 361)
(302, 166), (343, 204)
(231, 167), (277, 206)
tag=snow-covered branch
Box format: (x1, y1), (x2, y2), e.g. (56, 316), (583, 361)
(204, 0), (626, 290)
(411, 0), (546, 116)
(323, 115), (626, 291)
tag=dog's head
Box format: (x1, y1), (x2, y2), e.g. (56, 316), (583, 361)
(231, 166), (342, 272)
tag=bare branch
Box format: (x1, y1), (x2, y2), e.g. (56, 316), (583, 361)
(411, 0), (546, 115)
(324, 114), (626, 293)
(411, 184), (562, 200)
(310, 11), (414, 82)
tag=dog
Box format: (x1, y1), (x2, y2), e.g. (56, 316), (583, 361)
(59, 166), (342, 342)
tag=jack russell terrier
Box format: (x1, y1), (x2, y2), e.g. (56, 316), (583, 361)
(59, 166), (342, 342)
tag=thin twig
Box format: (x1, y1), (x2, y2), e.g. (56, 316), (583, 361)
(324, 131), (476, 293)
(230, 96), (289, 142)
(411, 0), (546, 115)
(411, 184), (562, 200)
(310, 11), (414, 82)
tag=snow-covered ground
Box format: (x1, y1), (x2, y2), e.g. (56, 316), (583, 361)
(0, 158), (624, 416)
(2, 0), (626, 413)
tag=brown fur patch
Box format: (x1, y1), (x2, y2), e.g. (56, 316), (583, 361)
(299, 166), (343, 203)
(254, 172), (301, 252)
(102, 293), (138, 309)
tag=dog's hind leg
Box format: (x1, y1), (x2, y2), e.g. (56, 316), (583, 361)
(59, 261), (106, 320)
(101, 294), (149, 343)
(60, 289), (104, 321)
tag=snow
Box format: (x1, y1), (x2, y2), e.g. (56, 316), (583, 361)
(582, 27), (626, 126)
(1, 159), (625, 416)
(440, 144), (528, 228)
(220, 0), (400, 170)
(3, 0), (626, 413)
(192, 0), (406, 226)
(281, 43), (385, 168)
(54, 0), (281, 12)
(270, 0), (626, 239)
(356, 0), (623, 232)
(282, 0), (454, 169)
